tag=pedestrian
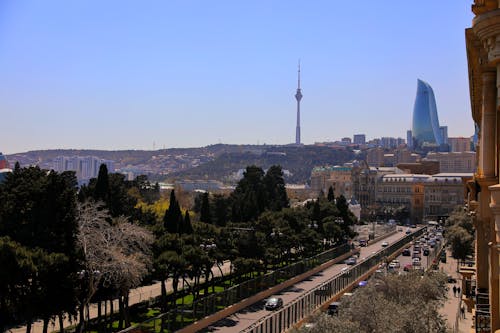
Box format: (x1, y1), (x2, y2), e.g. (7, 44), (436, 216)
(457, 286), (461, 297)
(461, 303), (466, 319)
(453, 285), (457, 297)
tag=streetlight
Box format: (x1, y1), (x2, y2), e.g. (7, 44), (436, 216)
(270, 228), (283, 238)
(307, 221), (318, 229)
(334, 217), (344, 224)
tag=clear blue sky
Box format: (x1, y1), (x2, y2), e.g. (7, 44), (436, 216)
(0, 1), (474, 154)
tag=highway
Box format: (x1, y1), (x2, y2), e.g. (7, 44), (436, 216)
(205, 229), (417, 332)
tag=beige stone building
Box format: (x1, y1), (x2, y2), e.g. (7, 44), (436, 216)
(376, 174), (429, 224)
(366, 147), (419, 167)
(464, 2), (500, 330)
(366, 147), (385, 167)
(424, 151), (476, 173)
(423, 173), (472, 221)
(448, 136), (472, 152)
(310, 165), (353, 198)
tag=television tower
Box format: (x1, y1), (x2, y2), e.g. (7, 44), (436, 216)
(295, 60), (302, 145)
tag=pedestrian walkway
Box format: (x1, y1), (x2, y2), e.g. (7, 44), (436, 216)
(438, 248), (473, 333)
(9, 262), (231, 333)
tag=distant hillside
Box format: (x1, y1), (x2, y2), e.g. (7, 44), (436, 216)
(6, 144), (357, 184)
(168, 145), (357, 184)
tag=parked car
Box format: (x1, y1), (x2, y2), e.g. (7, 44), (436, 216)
(388, 262), (398, 270)
(265, 297), (283, 310)
(345, 256), (357, 265)
(403, 263), (413, 271)
(358, 239), (367, 247)
(391, 259), (400, 268)
(423, 248), (430, 256)
(412, 258), (421, 266)
(327, 302), (340, 316)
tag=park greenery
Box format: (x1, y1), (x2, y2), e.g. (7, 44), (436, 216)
(0, 163), (356, 333)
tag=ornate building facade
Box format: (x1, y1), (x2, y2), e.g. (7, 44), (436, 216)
(465, 1), (500, 330)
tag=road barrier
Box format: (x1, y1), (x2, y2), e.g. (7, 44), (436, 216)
(241, 227), (426, 333)
(120, 243), (352, 333)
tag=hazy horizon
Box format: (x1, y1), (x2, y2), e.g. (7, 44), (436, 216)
(1, 1), (475, 154)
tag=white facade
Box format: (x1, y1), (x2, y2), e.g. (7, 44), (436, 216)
(53, 156), (115, 181)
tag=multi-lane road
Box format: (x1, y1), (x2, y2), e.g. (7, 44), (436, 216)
(206, 229), (418, 332)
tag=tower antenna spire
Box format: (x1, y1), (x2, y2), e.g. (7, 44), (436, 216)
(298, 59), (301, 89)
(294, 59), (303, 145)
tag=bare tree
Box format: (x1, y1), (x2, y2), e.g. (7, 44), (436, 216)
(76, 201), (153, 332)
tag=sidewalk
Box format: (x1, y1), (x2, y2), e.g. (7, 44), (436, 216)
(9, 261), (231, 333)
(438, 249), (473, 333)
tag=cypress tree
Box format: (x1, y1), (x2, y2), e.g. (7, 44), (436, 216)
(164, 190), (181, 233)
(263, 165), (289, 211)
(95, 164), (109, 202)
(183, 210), (193, 234)
(200, 192), (211, 224)
(312, 198), (321, 222)
(327, 186), (335, 202)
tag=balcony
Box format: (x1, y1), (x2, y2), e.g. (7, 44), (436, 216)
(475, 291), (490, 333)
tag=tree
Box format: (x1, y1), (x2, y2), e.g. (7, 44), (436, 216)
(327, 186), (335, 202)
(212, 194), (229, 227)
(164, 190), (182, 234)
(263, 165), (289, 211)
(94, 164), (109, 202)
(445, 208), (474, 235)
(153, 234), (186, 316)
(292, 271), (448, 333)
(230, 166), (266, 222)
(448, 225), (474, 262)
(0, 167), (80, 333)
(182, 210), (193, 235)
(76, 201), (153, 331)
(79, 167), (137, 218)
(200, 192), (211, 224)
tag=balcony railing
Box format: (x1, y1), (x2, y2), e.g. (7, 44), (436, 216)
(475, 292), (490, 333)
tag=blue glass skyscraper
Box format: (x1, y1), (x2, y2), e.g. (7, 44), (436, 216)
(411, 79), (443, 149)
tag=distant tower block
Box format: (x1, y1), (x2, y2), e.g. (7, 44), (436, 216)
(295, 60), (303, 145)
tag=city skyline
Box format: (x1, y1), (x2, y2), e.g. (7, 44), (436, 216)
(0, 1), (474, 154)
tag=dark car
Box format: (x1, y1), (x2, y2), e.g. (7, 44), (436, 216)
(423, 248), (430, 256)
(402, 248), (411, 256)
(327, 302), (340, 316)
(447, 275), (457, 283)
(265, 297), (283, 310)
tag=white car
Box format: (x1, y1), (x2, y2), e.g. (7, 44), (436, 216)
(381, 241), (389, 247)
(412, 257), (421, 266)
(391, 260), (400, 268)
